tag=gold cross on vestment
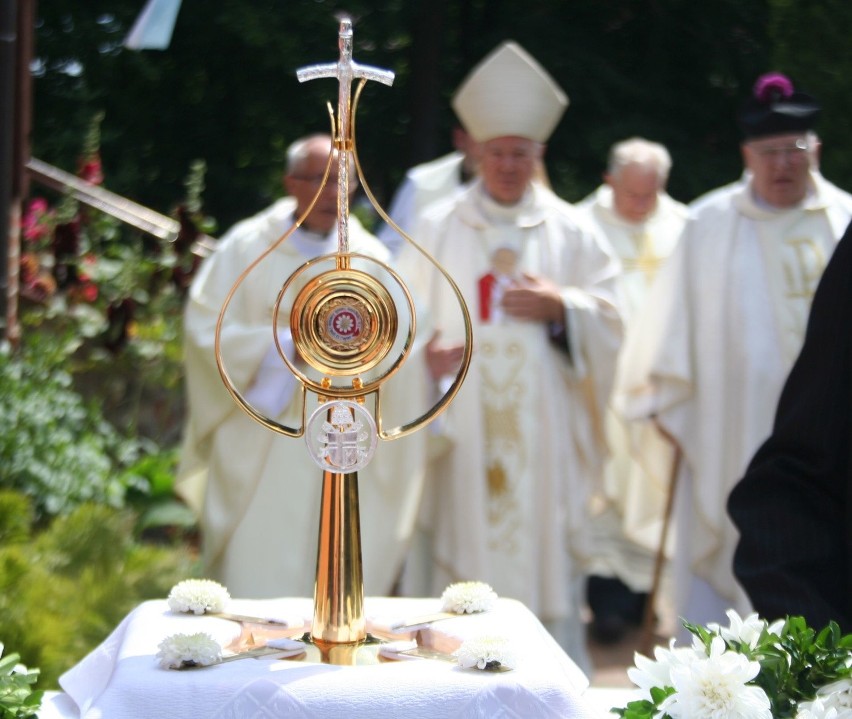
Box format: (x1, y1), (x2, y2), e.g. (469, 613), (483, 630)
(621, 231), (665, 283)
(296, 18), (395, 254)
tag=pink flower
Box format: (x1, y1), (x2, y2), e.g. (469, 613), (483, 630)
(68, 278), (99, 304)
(22, 197), (53, 242)
(23, 224), (44, 242)
(80, 282), (99, 303)
(78, 155), (103, 185)
(28, 198), (49, 214)
(753, 72), (794, 103)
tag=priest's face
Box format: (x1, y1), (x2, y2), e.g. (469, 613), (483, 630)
(284, 138), (356, 234)
(477, 136), (543, 205)
(742, 133), (819, 208)
(605, 164), (662, 224)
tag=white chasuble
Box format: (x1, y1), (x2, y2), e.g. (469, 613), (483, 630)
(178, 197), (429, 599)
(614, 172), (852, 627)
(399, 181), (622, 632)
(578, 187), (687, 588)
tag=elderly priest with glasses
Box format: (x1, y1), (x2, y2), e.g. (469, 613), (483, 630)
(178, 133), (429, 601)
(614, 72), (852, 635)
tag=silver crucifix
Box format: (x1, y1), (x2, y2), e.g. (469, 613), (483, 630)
(296, 18), (395, 254)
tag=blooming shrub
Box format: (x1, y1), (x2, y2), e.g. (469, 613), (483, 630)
(17, 115), (218, 451)
(615, 610), (852, 719)
(19, 113), (215, 438)
(0, 491), (199, 689)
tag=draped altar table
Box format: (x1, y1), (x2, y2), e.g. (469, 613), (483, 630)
(42, 595), (625, 718)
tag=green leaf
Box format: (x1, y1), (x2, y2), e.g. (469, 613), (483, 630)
(0, 644), (42, 719)
(611, 698), (658, 719)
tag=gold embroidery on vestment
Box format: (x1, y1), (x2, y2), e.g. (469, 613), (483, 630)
(782, 236), (826, 300)
(481, 340), (527, 550)
(620, 232), (665, 283)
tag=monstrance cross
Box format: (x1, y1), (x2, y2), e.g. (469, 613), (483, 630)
(296, 18), (394, 254)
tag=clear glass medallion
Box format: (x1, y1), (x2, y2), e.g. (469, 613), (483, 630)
(305, 400), (378, 472)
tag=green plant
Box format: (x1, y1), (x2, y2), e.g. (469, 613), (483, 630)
(20, 112), (214, 444)
(0, 493), (200, 688)
(0, 338), (149, 518)
(0, 643), (42, 719)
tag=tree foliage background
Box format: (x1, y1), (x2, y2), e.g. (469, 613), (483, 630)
(30, 0), (852, 235)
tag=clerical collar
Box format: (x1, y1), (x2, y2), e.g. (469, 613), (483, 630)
(754, 188), (811, 212)
(736, 169), (826, 219)
(288, 220), (338, 257)
(474, 183), (535, 225)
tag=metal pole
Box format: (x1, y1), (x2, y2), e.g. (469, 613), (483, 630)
(0, 0), (17, 343)
(8, 0), (33, 348)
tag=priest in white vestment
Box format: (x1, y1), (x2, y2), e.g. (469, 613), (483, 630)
(577, 138), (688, 642)
(398, 41), (622, 672)
(178, 134), (428, 599)
(615, 73), (852, 633)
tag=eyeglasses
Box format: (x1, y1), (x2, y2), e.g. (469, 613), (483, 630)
(290, 174), (338, 184)
(481, 147), (539, 164)
(289, 174), (359, 190)
(750, 138), (811, 160)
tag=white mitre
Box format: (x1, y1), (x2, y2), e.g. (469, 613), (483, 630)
(451, 41), (569, 143)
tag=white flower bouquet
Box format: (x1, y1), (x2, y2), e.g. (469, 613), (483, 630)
(614, 610), (852, 719)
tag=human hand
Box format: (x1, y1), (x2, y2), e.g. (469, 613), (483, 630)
(425, 330), (466, 381)
(501, 272), (564, 323)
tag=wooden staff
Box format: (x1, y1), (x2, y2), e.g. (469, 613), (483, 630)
(638, 425), (682, 656)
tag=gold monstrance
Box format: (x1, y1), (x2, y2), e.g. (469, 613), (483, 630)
(213, 19), (472, 664)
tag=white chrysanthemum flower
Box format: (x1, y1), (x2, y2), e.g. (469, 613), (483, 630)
(658, 636), (771, 719)
(705, 609), (782, 648)
(711, 609), (770, 649)
(440, 581), (498, 614)
(157, 632), (222, 669)
(796, 697), (841, 719)
(454, 635), (517, 671)
(627, 639), (702, 701)
(812, 679), (852, 716)
(767, 618), (785, 637)
(168, 578), (230, 615)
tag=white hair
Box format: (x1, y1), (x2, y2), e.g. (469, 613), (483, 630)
(285, 133), (357, 181)
(285, 134), (333, 175)
(607, 137), (672, 183)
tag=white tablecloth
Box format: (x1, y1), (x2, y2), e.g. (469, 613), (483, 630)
(50, 596), (614, 718)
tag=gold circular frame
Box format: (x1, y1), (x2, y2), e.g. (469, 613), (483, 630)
(290, 267), (397, 375)
(273, 254), (411, 397)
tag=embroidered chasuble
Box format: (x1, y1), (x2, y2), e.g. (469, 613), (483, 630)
(614, 172), (852, 626)
(398, 181), (622, 634)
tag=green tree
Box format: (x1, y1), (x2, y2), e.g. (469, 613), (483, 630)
(767, 0), (852, 193)
(30, 1), (852, 234)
